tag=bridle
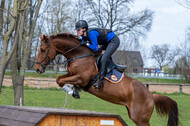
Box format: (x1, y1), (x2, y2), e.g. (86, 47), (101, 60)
(35, 37), (97, 68)
(35, 39), (50, 69)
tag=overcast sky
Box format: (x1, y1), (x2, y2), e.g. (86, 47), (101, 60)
(131, 0), (190, 67)
(133, 0), (190, 48)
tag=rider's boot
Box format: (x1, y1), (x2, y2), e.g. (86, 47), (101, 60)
(94, 62), (107, 89)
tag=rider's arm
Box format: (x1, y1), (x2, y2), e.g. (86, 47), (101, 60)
(88, 30), (99, 52)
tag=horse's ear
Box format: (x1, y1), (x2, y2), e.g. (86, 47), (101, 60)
(43, 35), (48, 42)
(40, 34), (43, 40)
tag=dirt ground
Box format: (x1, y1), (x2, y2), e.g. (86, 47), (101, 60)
(3, 77), (190, 94)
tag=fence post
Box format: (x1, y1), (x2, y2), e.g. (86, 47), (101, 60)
(179, 85), (182, 93)
(146, 84), (149, 90)
(38, 80), (40, 89)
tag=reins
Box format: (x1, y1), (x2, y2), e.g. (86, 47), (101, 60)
(63, 40), (97, 65)
(65, 43), (81, 54)
(63, 53), (97, 65)
(36, 37), (97, 67)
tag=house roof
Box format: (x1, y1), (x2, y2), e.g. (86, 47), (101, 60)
(112, 50), (144, 66)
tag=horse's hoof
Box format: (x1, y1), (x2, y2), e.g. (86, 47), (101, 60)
(72, 90), (80, 99)
(58, 81), (64, 87)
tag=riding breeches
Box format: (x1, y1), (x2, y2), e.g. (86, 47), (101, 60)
(100, 35), (120, 74)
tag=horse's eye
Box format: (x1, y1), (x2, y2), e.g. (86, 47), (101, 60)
(41, 48), (45, 53)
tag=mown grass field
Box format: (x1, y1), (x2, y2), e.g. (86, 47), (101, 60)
(0, 86), (190, 126)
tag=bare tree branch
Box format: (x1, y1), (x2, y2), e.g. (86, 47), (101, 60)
(176, 0), (190, 9)
(0, 8), (16, 18)
(84, 0), (153, 50)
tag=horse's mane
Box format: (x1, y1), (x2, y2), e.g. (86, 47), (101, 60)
(49, 33), (81, 43)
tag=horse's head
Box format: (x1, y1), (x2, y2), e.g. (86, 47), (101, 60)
(35, 35), (56, 74)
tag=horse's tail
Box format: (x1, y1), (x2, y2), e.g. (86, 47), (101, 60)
(153, 94), (179, 126)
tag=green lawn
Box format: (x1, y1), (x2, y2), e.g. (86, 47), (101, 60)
(0, 87), (189, 126)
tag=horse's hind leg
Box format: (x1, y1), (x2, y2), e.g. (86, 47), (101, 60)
(126, 106), (151, 126)
(125, 99), (154, 126)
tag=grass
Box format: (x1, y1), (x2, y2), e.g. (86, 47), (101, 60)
(0, 86), (190, 126)
(2, 71), (190, 125)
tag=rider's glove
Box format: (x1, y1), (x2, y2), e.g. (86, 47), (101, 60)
(81, 40), (87, 46)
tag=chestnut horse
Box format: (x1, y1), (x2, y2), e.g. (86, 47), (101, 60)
(35, 33), (179, 126)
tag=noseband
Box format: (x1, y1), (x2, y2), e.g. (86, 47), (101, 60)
(35, 39), (50, 68)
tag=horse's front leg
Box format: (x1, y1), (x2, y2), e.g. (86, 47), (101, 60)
(56, 73), (70, 84)
(57, 74), (82, 87)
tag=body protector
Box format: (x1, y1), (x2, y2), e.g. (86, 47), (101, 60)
(86, 28), (112, 45)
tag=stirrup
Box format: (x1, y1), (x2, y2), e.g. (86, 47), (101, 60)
(94, 84), (102, 89)
(93, 79), (103, 89)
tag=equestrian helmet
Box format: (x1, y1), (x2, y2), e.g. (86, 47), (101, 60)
(75, 20), (88, 30)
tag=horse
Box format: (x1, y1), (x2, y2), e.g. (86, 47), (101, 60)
(35, 33), (179, 126)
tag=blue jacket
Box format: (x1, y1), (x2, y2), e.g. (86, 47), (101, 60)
(82, 30), (115, 51)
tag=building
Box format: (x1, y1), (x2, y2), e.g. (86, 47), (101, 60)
(112, 50), (144, 73)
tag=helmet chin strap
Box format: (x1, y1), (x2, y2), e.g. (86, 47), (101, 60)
(82, 29), (86, 36)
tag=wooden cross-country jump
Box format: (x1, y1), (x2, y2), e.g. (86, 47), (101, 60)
(0, 105), (127, 126)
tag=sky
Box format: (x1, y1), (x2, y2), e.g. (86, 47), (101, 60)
(133, 0), (190, 48)
(132, 0), (190, 67)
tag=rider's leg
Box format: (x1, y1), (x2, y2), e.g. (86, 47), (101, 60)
(95, 35), (120, 89)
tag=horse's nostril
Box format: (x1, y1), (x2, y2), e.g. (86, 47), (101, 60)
(36, 68), (40, 73)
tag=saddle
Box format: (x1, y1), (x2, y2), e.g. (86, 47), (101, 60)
(82, 55), (127, 91)
(96, 55), (127, 73)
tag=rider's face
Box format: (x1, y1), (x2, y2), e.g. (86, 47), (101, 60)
(77, 28), (86, 36)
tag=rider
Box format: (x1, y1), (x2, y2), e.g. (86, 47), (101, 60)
(75, 20), (120, 89)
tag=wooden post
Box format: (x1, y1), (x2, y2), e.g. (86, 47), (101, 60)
(146, 84), (149, 90)
(38, 80), (40, 89)
(179, 85), (182, 93)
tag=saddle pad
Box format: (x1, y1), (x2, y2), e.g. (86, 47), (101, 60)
(104, 69), (124, 83)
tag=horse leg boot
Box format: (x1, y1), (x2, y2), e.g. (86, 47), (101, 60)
(61, 84), (80, 99)
(72, 85), (80, 99)
(94, 61), (107, 89)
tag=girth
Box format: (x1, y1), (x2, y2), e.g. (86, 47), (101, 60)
(81, 55), (127, 91)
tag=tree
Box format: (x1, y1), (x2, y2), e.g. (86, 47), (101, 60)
(11, 0), (29, 105)
(150, 44), (180, 70)
(174, 27), (190, 79)
(0, 0), (5, 40)
(68, 0), (89, 33)
(0, 0), (42, 105)
(85, 0), (153, 50)
(0, 0), (18, 93)
(41, 0), (71, 35)
(11, 0), (42, 106)
(176, 0), (190, 9)
(175, 0), (190, 79)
